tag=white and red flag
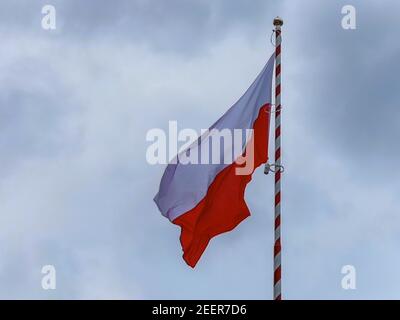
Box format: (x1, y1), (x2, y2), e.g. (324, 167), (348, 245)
(154, 54), (274, 267)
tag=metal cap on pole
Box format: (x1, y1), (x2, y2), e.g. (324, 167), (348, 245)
(273, 16), (284, 27)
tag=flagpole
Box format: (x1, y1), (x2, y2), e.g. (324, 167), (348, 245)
(273, 16), (283, 301)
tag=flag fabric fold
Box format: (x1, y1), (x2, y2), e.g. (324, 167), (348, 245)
(154, 54), (275, 267)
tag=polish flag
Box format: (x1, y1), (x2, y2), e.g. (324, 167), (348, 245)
(154, 54), (274, 267)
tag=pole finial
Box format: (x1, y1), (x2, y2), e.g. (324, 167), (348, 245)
(273, 16), (283, 27)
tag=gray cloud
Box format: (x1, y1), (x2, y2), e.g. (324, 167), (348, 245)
(1, 0), (280, 55)
(287, 0), (400, 175)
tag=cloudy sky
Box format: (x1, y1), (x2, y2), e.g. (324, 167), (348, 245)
(1, 0), (400, 299)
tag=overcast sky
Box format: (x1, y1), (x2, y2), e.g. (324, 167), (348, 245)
(1, 0), (400, 299)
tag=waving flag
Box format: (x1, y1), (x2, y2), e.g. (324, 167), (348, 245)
(154, 54), (275, 267)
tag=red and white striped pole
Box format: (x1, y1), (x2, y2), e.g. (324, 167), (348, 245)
(273, 16), (283, 301)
